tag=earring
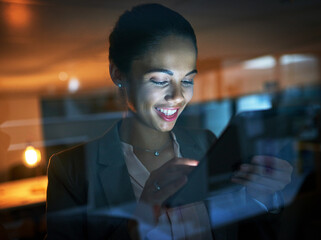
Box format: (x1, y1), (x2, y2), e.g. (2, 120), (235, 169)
(117, 83), (122, 88)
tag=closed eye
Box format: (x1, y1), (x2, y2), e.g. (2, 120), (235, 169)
(150, 78), (169, 86)
(182, 79), (194, 86)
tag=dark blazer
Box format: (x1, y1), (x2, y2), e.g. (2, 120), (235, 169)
(46, 122), (216, 240)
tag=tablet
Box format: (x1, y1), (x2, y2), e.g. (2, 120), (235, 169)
(164, 105), (320, 207)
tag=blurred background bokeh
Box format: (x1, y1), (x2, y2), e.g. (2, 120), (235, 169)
(0, 0), (320, 239)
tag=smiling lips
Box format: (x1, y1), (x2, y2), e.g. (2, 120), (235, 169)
(155, 107), (179, 122)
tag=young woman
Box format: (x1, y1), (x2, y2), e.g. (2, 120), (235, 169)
(46, 4), (292, 240)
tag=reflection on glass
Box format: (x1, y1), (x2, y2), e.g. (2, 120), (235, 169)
(0, 1), (320, 240)
(236, 94), (272, 114)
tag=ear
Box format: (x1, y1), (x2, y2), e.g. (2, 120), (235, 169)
(109, 61), (124, 87)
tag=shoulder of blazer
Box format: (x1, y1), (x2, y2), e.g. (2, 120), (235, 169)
(47, 123), (119, 206)
(48, 121), (120, 179)
(48, 138), (100, 179)
(47, 140), (100, 207)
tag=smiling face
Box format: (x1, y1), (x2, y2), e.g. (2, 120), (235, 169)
(124, 35), (197, 132)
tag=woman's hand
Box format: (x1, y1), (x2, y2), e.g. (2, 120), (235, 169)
(139, 157), (198, 206)
(231, 155), (293, 206)
(129, 157), (198, 239)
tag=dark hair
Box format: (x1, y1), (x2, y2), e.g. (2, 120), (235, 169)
(109, 3), (197, 74)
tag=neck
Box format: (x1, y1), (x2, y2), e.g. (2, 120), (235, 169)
(119, 116), (171, 150)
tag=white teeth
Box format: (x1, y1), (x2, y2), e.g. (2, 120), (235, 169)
(156, 108), (177, 116)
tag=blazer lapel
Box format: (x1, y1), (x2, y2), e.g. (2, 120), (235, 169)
(97, 122), (136, 207)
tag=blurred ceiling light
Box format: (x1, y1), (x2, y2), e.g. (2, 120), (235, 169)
(4, 2), (31, 28)
(68, 77), (80, 93)
(58, 72), (68, 81)
(243, 55), (276, 69)
(280, 54), (316, 65)
(23, 146), (41, 168)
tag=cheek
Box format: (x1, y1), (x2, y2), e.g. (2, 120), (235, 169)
(183, 87), (193, 104)
(127, 84), (145, 112)
(136, 86), (161, 110)
(127, 84), (137, 104)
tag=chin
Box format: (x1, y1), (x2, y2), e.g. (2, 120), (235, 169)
(157, 121), (177, 132)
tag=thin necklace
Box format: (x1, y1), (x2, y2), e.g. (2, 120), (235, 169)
(133, 141), (171, 156)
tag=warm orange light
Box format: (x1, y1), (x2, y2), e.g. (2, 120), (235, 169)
(5, 3), (31, 28)
(23, 146), (41, 168)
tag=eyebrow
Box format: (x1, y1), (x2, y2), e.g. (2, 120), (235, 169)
(144, 68), (198, 76)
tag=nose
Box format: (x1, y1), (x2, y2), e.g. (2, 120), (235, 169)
(164, 83), (184, 105)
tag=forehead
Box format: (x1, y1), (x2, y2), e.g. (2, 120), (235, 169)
(130, 35), (197, 76)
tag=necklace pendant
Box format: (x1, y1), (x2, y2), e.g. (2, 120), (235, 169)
(154, 151), (160, 156)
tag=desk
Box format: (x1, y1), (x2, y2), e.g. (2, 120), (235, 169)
(0, 176), (47, 211)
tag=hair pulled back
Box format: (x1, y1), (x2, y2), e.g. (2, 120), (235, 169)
(109, 3), (197, 74)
